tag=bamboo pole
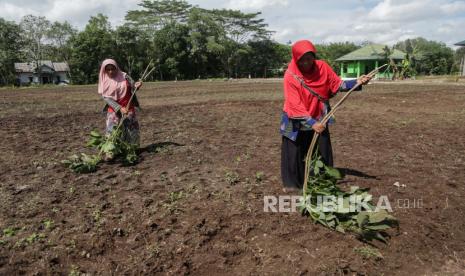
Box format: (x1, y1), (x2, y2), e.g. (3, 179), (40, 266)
(140, 60), (154, 81)
(114, 62), (156, 133)
(124, 65), (155, 112)
(302, 64), (388, 196)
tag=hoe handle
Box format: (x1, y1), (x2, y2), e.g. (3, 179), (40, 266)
(303, 64), (388, 196)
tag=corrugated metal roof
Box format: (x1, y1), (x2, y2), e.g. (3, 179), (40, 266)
(336, 44), (406, 61)
(14, 61), (70, 72)
(53, 62), (70, 72)
(41, 60), (53, 68)
(455, 40), (465, 46)
(14, 63), (31, 72)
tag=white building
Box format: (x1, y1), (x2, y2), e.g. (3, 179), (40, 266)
(14, 61), (70, 85)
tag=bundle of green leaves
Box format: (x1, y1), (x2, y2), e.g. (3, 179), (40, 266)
(62, 127), (138, 173)
(61, 152), (100, 173)
(301, 153), (398, 242)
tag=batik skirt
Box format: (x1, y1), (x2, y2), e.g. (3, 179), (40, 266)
(105, 111), (140, 147)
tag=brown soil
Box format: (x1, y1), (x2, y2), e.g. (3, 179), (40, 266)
(0, 80), (464, 275)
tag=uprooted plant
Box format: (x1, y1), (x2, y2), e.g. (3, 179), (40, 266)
(300, 64), (398, 242)
(62, 62), (156, 173)
(62, 127), (139, 173)
(300, 150), (398, 242)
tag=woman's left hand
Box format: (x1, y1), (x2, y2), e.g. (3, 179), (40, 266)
(135, 81), (143, 89)
(357, 75), (372, 85)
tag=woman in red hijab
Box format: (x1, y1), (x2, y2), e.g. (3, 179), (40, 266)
(281, 40), (371, 192)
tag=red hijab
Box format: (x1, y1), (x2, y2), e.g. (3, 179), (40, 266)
(283, 40), (342, 119)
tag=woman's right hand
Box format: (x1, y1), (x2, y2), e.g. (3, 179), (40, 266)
(357, 74), (372, 85)
(120, 107), (128, 115)
(312, 122), (326, 134)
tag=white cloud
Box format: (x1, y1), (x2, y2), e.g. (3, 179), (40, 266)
(0, 0), (140, 28)
(367, 0), (438, 22)
(0, 0), (464, 47)
(273, 28), (294, 43)
(367, 0), (465, 22)
(440, 1), (465, 14)
(226, 0), (289, 10)
(1, 2), (38, 21)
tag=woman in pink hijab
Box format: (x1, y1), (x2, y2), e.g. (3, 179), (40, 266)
(98, 59), (142, 160)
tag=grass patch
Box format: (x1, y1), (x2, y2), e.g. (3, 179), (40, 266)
(354, 246), (384, 260)
(225, 171), (240, 185)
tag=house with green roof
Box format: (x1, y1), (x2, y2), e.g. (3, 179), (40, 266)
(336, 44), (406, 79)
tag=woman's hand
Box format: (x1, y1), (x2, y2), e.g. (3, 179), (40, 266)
(357, 75), (372, 85)
(312, 122), (326, 134)
(135, 81), (142, 90)
(120, 107), (128, 115)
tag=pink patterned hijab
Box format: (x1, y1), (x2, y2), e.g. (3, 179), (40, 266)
(98, 59), (127, 100)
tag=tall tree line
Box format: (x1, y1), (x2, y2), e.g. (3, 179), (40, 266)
(0, 0), (463, 85)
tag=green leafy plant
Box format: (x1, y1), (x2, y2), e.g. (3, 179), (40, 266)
(43, 219), (54, 230)
(255, 171), (265, 183)
(163, 191), (185, 213)
(92, 209), (103, 227)
(354, 246), (384, 260)
(69, 265), (81, 276)
(14, 233), (45, 248)
(25, 233), (44, 244)
(62, 127), (138, 173)
(225, 171), (240, 185)
(89, 129), (138, 165)
(301, 152), (398, 242)
(169, 191), (184, 203)
(62, 153), (100, 173)
(3, 227), (17, 237)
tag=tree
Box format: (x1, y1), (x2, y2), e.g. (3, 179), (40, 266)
(69, 14), (116, 84)
(114, 24), (152, 78)
(207, 8), (272, 77)
(152, 22), (190, 80)
(48, 21), (77, 63)
(186, 7), (226, 78)
(124, 1), (274, 78)
(0, 19), (22, 85)
(316, 42), (359, 73)
(19, 15), (51, 61)
(209, 9), (272, 44)
(394, 37), (454, 75)
(125, 0), (192, 33)
(19, 15), (51, 84)
(238, 40), (290, 78)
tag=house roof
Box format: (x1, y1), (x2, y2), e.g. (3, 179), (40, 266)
(53, 62), (70, 72)
(335, 44), (406, 61)
(14, 61), (70, 73)
(455, 40), (465, 46)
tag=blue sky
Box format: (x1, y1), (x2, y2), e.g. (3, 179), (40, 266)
(1, 0), (464, 47)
